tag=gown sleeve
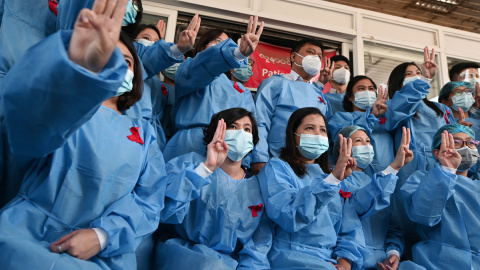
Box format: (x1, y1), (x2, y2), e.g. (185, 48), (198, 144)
(401, 162), (457, 226)
(384, 79), (431, 131)
(175, 39), (247, 100)
(1, 30), (126, 158)
(258, 158), (339, 233)
(134, 40), (183, 79)
(236, 214), (274, 270)
(384, 216), (404, 258)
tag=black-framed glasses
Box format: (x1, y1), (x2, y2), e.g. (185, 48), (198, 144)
(454, 139), (479, 149)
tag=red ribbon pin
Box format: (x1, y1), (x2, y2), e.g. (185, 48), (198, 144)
(49, 0), (58, 16)
(127, 127), (144, 145)
(161, 85), (168, 96)
(379, 117), (386, 125)
(339, 189), (351, 202)
(318, 96), (326, 104)
(234, 82), (245, 93)
(444, 110), (450, 124)
(248, 203), (263, 217)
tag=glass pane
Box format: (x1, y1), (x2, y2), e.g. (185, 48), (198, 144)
(364, 41), (440, 100)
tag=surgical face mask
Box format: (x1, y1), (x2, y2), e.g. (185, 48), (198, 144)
(456, 146), (479, 172)
(352, 144), (375, 169)
(293, 53), (322, 76)
(403, 75), (420, 86)
(164, 63), (180, 81)
(116, 69), (134, 96)
(466, 77), (480, 86)
(333, 67), (351, 85)
(136, 39), (154, 47)
(451, 93), (475, 111)
(122, 0), (137, 26)
(224, 130), (254, 162)
(354, 90), (376, 110)
(295, 133), (329, 160)
(233, 66), (253, 82)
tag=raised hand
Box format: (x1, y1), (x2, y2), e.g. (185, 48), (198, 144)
(377, 254), (400, 270)
(319, 58), (334, 85)
(204, 119), (229, 172)
(457, 108), (473, 127)
(371, 84), (389, 117)
(50, 229), (101, 260)
(68, 0), (128, 73)
(390, 127), (414, 170)
(435, 130), (462, 169)
(239, 16), (264, 57)
(156, 19), (166, 40)
(332, 135), (353, 181)
(177, 14), (201, 53)
(421, 46), (438, 79)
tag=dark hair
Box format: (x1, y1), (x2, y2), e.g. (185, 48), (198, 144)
(121, 0), (143, 40)
(449, 62), (480, 81)
(203, 108), (259, 147)
(291, 38), (324, 55)
(343, 75), (377, 112)
(117, 31), (143, 112)
(387, 62), (443, 118)
(330, 55), (350, 66)
(279, 107), (330, 177)
(194, 29), (231, 56)
(133, 24), (161, 40)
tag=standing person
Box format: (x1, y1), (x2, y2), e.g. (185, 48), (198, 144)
(258, 107), (368, 270)
(155, 108), (271, 270)
(0, 2), (215, 269)
(384, 47), (455, 259)
(331, 126), (413, 270)
(162, 16), (264, 162)
(448, 62), (480, 118)
(322, 55), (352, 114)
(401, 124), (480, 269)
(328, 76), (393, 175)
(250, 38), (333, 175)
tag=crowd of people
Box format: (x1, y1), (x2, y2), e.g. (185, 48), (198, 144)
(1, 0), (480, 269)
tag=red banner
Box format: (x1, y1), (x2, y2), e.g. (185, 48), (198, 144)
(245, 42), (337, 93)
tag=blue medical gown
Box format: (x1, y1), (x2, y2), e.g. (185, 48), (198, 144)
(251, 76), (332, 164)
(324, 92), (345, 114)
(328, 110), (395, 175)
(154, 152), (272, 270)
(340, 171), (404, 269)
(162, 39), (255, 162)
(401, 163), (480, 269)
(384, 79), (454, 255)
(258, 157), (368, 269)
(0, 31), (208, 270)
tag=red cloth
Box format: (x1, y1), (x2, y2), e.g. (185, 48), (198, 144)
(339, 189), (351, 202)
(49, 0), (58, 16)
(161, 85), (168, 96)
(127, 127), (144, 145)
(444, 110), (450, 124)
(379, 117), (387, 124)
(233, 82), (245, 93)
(248, 203), (263, 217)
(318, 96), (326, 104)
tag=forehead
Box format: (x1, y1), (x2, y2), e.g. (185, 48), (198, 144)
(350, 129), (368, 138)
(299, 44), (322, 53)
(136, 28), (159, 40)
(354, 78), (374, 87)
(232, 115), (252, 125)
(117, 41), (132, 58)
(217, 32), (229, 41)
(334, 60), (348, 66)
(461, 68), (479, 74)
(300, 114), (325, 126)
(452, 86), (469, 92)
(453, 132), (473, 140)
(406, 65), (420, 72)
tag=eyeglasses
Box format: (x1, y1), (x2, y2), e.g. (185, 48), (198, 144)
(454, 139), (479, 149)
(451, 89), (474, 96)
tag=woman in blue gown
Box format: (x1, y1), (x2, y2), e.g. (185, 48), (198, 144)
(155, 108), (272, 270)
(258, 107), (368, 270)
(0, 3), (217, 269)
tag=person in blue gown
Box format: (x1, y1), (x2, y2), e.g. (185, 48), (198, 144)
(321, 55), (352, 114)
(258, 107), (368, 270)
(162, 17), (264, 162)
(384, 47), (455, 258)
(250, 38), (333, 175)
(401, 124), (480, 269)
(331, 126), (414, 270)
(328, 75), (393, 175)
(0, 3), (217, 269)
(155, 108), (272, 270)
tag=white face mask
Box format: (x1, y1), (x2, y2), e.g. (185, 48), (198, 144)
(136, 39), (155, 47)
(403, 75), (420, 86)
(293, 53), (322, 76)
(333, 67), (351, 85)
(354, 90), (376, 110)
(451, 93), (475, 111)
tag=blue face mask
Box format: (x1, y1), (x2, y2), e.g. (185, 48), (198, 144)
(224, 130), (254, 162)
(352, 144), (375, 169)
(116, 69), (134, 96)
(233, 66), (253, 82)
(354, 90), (376, 110)
(403, 75), (420, 86)
(295, 133), (329, 160)
(451, 92), (475, 111)
(164, 63), (181, 81)
(122, 0), (137, 26)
